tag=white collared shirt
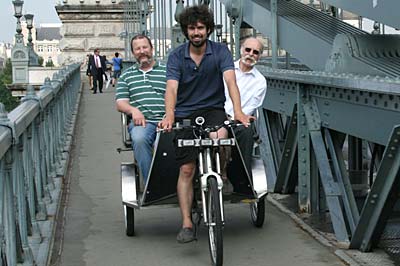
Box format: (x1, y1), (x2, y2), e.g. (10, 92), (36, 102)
(95, 55), (101, 68)
(224, 60), (267, 118)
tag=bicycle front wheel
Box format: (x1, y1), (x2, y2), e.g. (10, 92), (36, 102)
(206, 177), (223, 266)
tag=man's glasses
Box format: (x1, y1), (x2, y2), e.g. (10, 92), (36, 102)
(244, 47), (260, 55)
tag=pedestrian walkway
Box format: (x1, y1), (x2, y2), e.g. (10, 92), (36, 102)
(50, 78), (393, 266)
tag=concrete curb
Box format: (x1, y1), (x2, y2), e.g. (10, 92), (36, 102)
(266, 194), (361, 266)
(267, 194), (395, 266)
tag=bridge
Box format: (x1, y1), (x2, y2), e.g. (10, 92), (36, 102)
(2, 0), (400, 265)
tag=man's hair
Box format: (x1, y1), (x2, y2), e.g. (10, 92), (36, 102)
(130, 34), (153, 53)
(115, 52), (119, 57)
(94, 48), (99, 53)
(179, 5), (215, 39)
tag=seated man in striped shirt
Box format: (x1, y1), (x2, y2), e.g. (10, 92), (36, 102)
(115, 34), (167, 184)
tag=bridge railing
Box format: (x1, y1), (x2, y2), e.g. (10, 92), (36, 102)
(0, 63), (81, 266)
(257, 66), (400, 251)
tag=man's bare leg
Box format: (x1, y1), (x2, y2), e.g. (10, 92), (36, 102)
(177, 162), (196, 228)
(211, 128), (230, 179)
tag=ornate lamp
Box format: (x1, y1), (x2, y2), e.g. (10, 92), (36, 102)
(12, 0), (24, 44)
(24, 14), (34, 47)
(215, 24), (223, 42)
(24, 13), (39, 66)
(13, 0), (23, 15)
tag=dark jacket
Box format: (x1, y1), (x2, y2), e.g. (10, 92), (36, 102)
(87, 54), (106, 76)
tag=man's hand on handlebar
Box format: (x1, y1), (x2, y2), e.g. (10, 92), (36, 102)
(158, 115), (175, 132)
(234, 112), (255, 127)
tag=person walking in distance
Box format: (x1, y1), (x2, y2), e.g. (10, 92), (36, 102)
(87, 48), (106, 94)
(112, 52), (123, 87)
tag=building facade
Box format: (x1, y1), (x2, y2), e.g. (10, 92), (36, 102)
(56, 0), (126, 65)
(35, 24), (62, 66)
(21, 20), (62, 67)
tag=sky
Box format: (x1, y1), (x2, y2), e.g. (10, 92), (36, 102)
(0, 1), (397, 44)
(0, 0), (60, 43)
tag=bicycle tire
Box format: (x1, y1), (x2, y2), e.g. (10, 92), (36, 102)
(125, 205), (135, 236)
(206, 177), (223, 266)
(250, 196), (266, 228)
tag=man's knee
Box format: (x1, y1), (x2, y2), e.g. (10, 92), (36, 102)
(180, 163), (196, 179)
(131, 134), (148, 147)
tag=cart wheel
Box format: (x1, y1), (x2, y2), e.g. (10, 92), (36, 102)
(125, 205), (135, 236)
(206, 177), (223, 266)
(250, 196), (265, 228)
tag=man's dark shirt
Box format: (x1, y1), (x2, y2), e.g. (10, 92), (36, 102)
(166, 40), (234, 117)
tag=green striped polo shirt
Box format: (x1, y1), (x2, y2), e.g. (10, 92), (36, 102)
(115, 62), (166, 123)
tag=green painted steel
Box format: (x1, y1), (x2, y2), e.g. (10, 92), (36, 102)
(257, 66), (400, 251)
(0, 64), (81, 266)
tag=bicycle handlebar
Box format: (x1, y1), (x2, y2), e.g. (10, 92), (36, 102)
(157, 117), (247, 133)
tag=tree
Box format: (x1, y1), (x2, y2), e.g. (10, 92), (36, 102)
(45, 59), (54, 67)
(38, 56), (44, 66)
(0, 59), (19, 111)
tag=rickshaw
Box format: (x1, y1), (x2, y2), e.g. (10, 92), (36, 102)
(118, 113), (268, 266)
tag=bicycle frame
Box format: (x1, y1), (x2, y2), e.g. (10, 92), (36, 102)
(178, 137), (236, 225)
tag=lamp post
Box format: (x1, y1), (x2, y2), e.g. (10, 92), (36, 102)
(11, 0), (30, 84)
(215, 24), (223, 43)
(24, 13), (39, 66)
(24, 14), (34, 48)
(12, 0), (24, 45)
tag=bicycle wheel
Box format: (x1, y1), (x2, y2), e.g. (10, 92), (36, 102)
(206, 177), (223, 266)
(250, 196), (266, 228)
(125, 205), (135, 236)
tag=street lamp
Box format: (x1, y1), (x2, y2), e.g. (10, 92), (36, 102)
(12, 0), (23, 16)
(24, 14), (34, 47)
(215, 24), (223, 42)
(12, 0), (24, 44)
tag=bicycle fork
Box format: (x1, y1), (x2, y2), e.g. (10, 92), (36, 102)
(199, 147), (225, 225)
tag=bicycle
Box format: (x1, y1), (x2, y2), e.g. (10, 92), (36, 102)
(119, 114), (268, 266)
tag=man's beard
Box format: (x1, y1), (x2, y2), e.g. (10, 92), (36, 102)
(241, 55), (257, 67)
(190, 36), (207, 47)
(137, 55), (153, 67)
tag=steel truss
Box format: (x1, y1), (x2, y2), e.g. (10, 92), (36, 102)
(258, 67), (400, 250)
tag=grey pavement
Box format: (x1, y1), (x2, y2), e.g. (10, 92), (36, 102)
(54, 79), (352, 266)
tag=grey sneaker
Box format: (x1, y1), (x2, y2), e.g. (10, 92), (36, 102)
(177, 227), (196, 243)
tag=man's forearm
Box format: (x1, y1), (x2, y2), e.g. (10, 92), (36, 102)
(116, 100), (136, 114)
(164, 85), (177, 119)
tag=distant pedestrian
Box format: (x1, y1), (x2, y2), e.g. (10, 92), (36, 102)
(85, 54), (93, 90)
(103, 55), (113, 90)
(87, 48), (106, 94)
(112, 52), (123, 87)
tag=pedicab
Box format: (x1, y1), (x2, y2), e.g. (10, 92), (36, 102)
(118, 113), (268, 266)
